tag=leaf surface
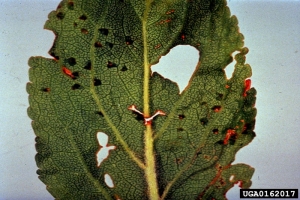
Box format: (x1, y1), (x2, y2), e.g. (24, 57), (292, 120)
(27, 0), (256, 199)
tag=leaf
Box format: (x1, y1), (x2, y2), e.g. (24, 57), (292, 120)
(27, 0), (256, 199)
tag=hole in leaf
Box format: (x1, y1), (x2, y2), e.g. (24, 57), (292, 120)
(151, 45), (199, 93)
(225, 51), (239, 79)
(71, 83), (80, 90)
(56, 12), (64, 19)
(96, 132), (116, 167)
(67, 57), (76, 66)
(105, 42), (114, 49)
(200, 117), (208, 125)
(121, 65), (128, 71)
(99, 28), (109, 36)
(79, 14), (87, 20)
(81, 28), (88, 34)
(41, 88), (50, 92)
(67, 2), (74, 10)
(94, 42), (103, 48)
(125, 36), (134, 45)
(107, 61), (117, 68)
(178, 114), (185, 119)
(84, 61), (92, 70)
(104, 174), (114, 188)
(94, 78), (102, 86)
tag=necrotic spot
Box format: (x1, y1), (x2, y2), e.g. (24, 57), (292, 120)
(84, 61), (91, 70)
(177, 127), (184, 132)
(95, 111), (104, 117)
(67, 2), (74, 10)
(200, 117), (208, 125)
(121, 65), (128, 71)
(71, 72), (79, 79)
(41, 88), (50, 92)
(107, 61), (117, 68)
(72, 83), (80, 90)
(125, 36), (134, 45)
(212, 128), (218, 134)
(212, 105), (221, 112)
(178, 114), (185, 119)
(56, 12), (64, 19)
(79, 14), (87, 20)
(81, 28), (88, 34)
(94, 78), (101, 86)
(94, 42), (103, 48)
(99, 28), (109, 36)
(67, 57), (76, 66)
(105, 42), (114, 49)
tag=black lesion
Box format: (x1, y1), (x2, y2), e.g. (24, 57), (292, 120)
(216, 93), (224, 101)
(212, 128), (219, 134)
(177, 127), (184, 132)
(200, 117), (208, 125)
(105, 42), (114, 49)
(178, 114), (185, 119)
(107, 61), (117, 68)
(67, 2), (74, 10)
(99, 28), (109, 36)
(41, 88), (50, 92)
(56, 12), (64, 19)
(125, 36), (134, 45)
(79, 14), (87, 20)
(50, 52), (59, 60)
(71, 83), (81, 90)
(71, 72), (79, 80)
(93, 78), (101, 86)
(95, 111), (104, 117)
(121, 65), (128, 71)
(84, 61), (91, 70)
(67, 57), (76, 66)
(94, 42), (103, 48)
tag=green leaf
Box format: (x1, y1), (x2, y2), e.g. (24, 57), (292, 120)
(27, 0), (256, 199)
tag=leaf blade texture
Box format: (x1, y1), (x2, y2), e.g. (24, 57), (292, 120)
(27, 0), (257, 199)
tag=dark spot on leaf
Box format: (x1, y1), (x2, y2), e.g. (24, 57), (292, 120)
(94, 42), (103, 48)
(73, 22), (77, 27)
(105, 42), (114, 49)
(84, 61), (91, 70)
(71, 72), (79, 79)
(121, 65), (128, 71)
(178, 114), (185, 119)
(212, 105), (221, 112)
(95, 111), (104, 117)
(67, 57), (76, 66)
(99, 28), (109, 36)
(125, 36), (134, 45)
(216, 140), (224, 145)
(67, 2), (74, 10)
(177, 127), (184, 132)
(212, 129), (218, 134)
(216, 93), (224, 101)
(79, 14), (87, 20)
(201, 102), (207, 105)
(41, 88), (50, 92)
(200, 117), (208, 125)
(107, 61), (117, 68)
(81, 28), (88, 34)
(94, 78), (101, 86)
(56, 12), (64, 19)
(72, 83), (80, 90)
(134, 113), (144, 121)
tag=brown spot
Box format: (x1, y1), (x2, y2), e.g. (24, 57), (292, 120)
(225, 84), (230, 89)
(94, 42), (102, 48)
(94, 78), (101, 86)
(79, 14), (87, 20)
(178, 114), (185, 119)
(212, 105), (221, 112)
(107, 61), (117, 68)
(56, 12), (64, 19)
(155, 44), (161, 49)
(81, 28), (88, 34)
(166, 9), (175, 15)
(41, 88), (50, 92)
(177, 127), (184, 132)
(125, 36), (134, 45)
(212, 128), (218, 134)
(99, 28), (109, 36)
(71, 83), (80, 90)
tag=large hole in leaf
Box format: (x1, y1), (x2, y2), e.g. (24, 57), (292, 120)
(224, 51), (239, 79)
(151, 45), (199, 93)
(96, 132), (116, 167)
